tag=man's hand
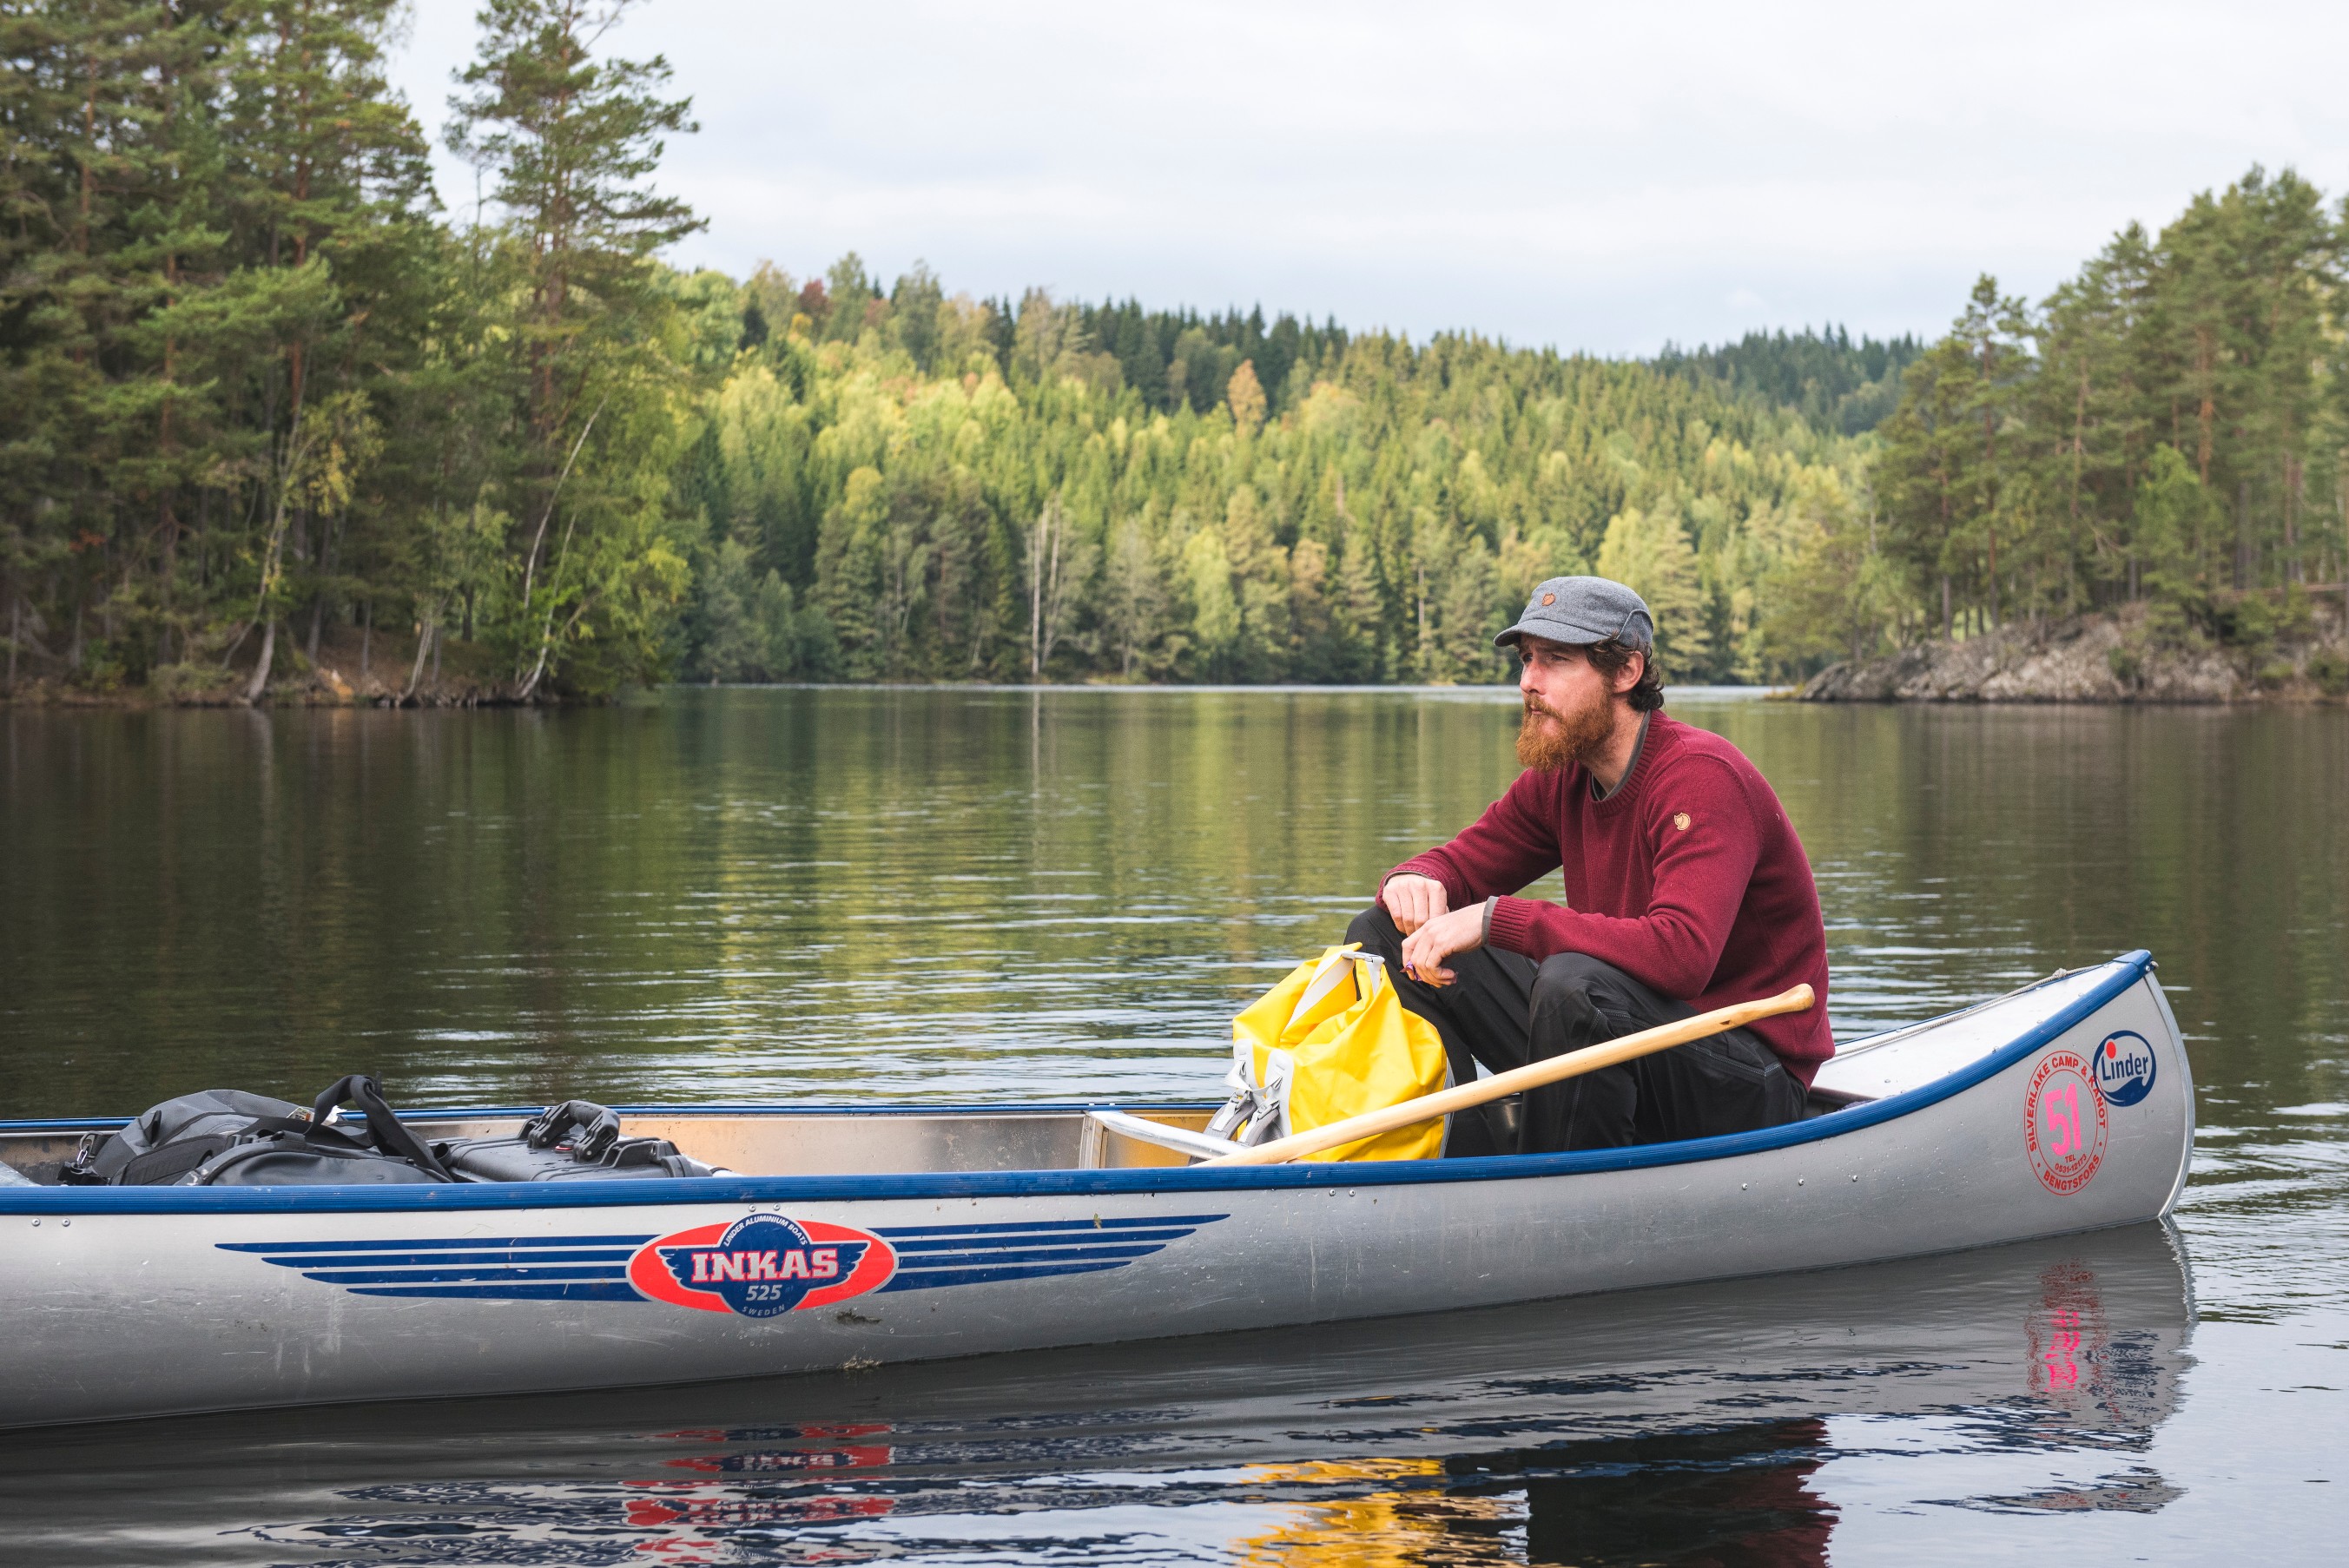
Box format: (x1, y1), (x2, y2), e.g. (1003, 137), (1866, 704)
(1382, 873), (1450, 935)
(1399, 901), (1488, 988)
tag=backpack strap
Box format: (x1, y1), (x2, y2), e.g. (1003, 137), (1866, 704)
(311, 1074), (457, 1183)
(115, 1135), (243, 1187)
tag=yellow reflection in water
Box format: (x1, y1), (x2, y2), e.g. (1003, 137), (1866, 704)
(1235, 1459), (1521, 1566)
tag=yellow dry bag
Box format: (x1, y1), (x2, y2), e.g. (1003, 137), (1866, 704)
(1205, 945), (1452, 1162)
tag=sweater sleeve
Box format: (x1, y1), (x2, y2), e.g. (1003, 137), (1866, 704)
(1483, 757), (1760, 999)
(1379, 769), (1565, 911)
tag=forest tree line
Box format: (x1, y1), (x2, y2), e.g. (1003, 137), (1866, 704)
(4, 1), (2340, 699)
(1803, 166), (2349, 675)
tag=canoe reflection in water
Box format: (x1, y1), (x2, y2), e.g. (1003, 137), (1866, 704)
(0, 1224), (2193, 1567)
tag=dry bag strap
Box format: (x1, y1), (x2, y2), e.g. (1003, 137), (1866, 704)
(312, 1073), (457, 1182)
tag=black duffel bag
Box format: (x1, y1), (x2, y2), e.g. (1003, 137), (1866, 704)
(432, 1099), (721, 1182)
(65, 1074), (459, 1187)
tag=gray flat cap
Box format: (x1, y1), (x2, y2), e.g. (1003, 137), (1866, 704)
(1494, 576), (1654, 651)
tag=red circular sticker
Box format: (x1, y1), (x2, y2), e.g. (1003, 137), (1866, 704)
(2025, 1050), (2108, 1196)
(628, 1216), (896, 1315)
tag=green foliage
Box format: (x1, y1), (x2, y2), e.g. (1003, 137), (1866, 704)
(1596, 504), (1708, 677)
(0, 0), (709, 701)
(683, 535), (830, 681)
(2308, 646), (2349, 697)
(1874, 167), (2349, 644)
(2133, 445), (2212, 610)
(448, 0), (704, 697)
(659, 296), (1872, 686)
(10, 1), (2109, 699)
(1657, 326), (1923, 435)
(1756, 470), (1907, 672)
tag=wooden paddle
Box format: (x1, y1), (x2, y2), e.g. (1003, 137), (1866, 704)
(1198, 983), (1815, 1167)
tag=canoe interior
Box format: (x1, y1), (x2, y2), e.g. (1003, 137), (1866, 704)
(0, 1092), (1863, 1183)
(0, 1107), (1225, 1183)
(0, 962), (2139, 1184)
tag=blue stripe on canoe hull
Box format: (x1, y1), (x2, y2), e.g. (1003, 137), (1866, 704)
(217, 1235), (657, 1253)
(880, 1243), (1170, 1268)
(297, 1266), (635, 1285)
(246, 1250), (641, 1268)
(217, 1214), (1231, 1301)
(346, 1282), (649, 1301)
(887, 1229), (1198, 1252)
(873, 1215), (1230, 1238)
(880, 1260), (1132, 1292)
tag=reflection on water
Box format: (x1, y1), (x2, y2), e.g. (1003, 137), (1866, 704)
(3, 689), (2347, 1562)
(0, 1228), (2193, 1565)
(2, 690), (2345, 1117)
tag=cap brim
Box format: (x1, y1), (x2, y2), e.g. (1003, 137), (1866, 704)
(1494, 616), (1618, 649)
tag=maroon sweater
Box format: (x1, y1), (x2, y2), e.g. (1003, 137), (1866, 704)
(1383, 713), (1834, 1083)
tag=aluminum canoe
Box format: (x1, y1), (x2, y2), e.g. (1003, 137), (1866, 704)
(0, 951), (2192, 1428)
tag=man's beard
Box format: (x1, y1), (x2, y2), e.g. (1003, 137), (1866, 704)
(1516, 688), (1614, 772)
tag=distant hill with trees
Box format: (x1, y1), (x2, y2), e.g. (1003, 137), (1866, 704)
(3, 2), (2340, 702)
(1656, 327), (1923, 436)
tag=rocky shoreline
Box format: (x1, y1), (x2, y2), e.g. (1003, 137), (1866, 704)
(1798, 600), (2349, 704)
(0, 623), (523, 708)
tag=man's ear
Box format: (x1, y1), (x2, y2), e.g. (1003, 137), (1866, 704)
(1615, 651), (1646, 695)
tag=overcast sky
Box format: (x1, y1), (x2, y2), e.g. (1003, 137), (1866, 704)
(386, 0), (2349, 356)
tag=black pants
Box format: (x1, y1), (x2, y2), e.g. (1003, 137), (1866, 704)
(1345, 906), (1808, 1155)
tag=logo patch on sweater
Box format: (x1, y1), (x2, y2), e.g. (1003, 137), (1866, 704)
(1673, 812), (1691, 832)
(629, 1215), (896, 1316)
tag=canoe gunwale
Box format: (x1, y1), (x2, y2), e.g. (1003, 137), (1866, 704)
(0, 951), (2161, 1216)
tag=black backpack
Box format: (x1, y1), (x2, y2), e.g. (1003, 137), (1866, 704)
(61, 1078), (720, 1186)
(64, 1074), (457, 1187)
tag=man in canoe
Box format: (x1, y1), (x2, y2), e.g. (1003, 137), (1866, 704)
(1349, 576), (1832, 1156)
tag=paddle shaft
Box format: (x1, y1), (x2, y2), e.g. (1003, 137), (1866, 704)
(1200, 983), (1815, 1167)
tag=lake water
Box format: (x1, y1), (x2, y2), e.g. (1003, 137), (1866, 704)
(2, 688), (2345, 1564)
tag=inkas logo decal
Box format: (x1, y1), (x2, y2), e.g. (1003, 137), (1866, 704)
(628, 1215), (895, 1317)
(2024, 1049), (2108, 1196)
(2094, 1030), (2157, 1108)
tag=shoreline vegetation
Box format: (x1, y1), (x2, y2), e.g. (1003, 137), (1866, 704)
(3, 7), (2346, 710)
(1799, 596), (2349, 704)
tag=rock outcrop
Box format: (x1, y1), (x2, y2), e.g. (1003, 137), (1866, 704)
(1798, 601), (2348, 703)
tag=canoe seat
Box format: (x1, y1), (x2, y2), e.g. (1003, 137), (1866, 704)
(1804, 1085), (1872, 1118)
(1079, 1110), (1242, 1168)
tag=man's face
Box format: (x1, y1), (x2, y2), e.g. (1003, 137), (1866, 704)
(1514, 636), (1635, 771)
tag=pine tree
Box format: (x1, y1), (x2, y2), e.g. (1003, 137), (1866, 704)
(448, 0), (702, 695)
(219, 0), (439, 698)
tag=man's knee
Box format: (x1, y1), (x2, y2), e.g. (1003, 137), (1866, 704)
(1531, 951), (1620, 1015)
(1529, 952), (1651, 1055)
